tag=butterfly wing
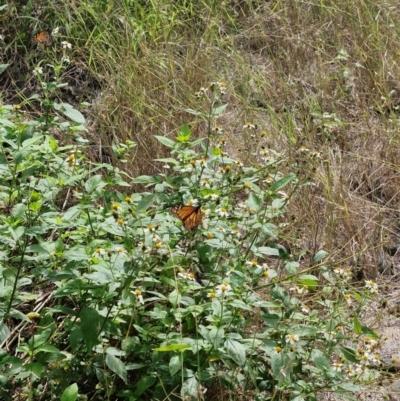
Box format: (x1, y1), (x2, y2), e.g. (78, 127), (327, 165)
(171, 205), (202, 231)
(32, 29), (53, 47)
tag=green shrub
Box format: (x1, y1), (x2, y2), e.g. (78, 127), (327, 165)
(0, 69), (381, 401)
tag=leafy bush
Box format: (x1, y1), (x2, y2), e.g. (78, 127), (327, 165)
(0, 71), (381, 401)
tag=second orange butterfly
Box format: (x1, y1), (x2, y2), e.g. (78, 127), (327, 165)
(32, 29), (53, 47)
(170, 205), (202, 231)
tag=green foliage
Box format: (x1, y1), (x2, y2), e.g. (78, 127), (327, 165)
(0, 70), (383, 401)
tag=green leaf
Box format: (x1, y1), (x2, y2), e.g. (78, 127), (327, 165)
(64, 247), (88, 261)
(311, 249), (328, 264)
(298, 275), (318, 290)
(59, 103), (86, 124)
(225, 339), (246, 366)
(184, 108), (202, 116)
(270, 285), (290, 306)
(261, 223), (279, 237)
(271, 174), (296, 191)
(260, 309), (280, 326)
(360, 325), (378, 338)
(353, 314), (362, 334)
(0, 64), (9, 74)
(176, 123), (191, 142)
(0, 118), (15, 128)
(211, 298), (222, 317)
(0, 320), (10, 343)
(137, 194), (156, 212)
(24, 362), (44, 379)
(169, 354), (181, 376)
(338, 383), (365, 392)
(60, 383), (78, 401)
(9, 309), (30, 322)
(271, 353), (293, 384)
(181, 377), (199, 399)
(311, 349), (329, 370)
(154, 136), (176, 148)
(153, 344), (191, 352)
(285, 261), (299, 274)
(212, 104), (228, 116)
(133, 375), (157, 397)
(256, 246), (279, 256)
(106, 354), (127, 384)
(101, 222), (126, 236)
(132, 175), (156, 184)
(63, 205), (82, 222)
(207, 327), (224, 348)
(247, 193), (261, 211)
(85, 175), (106, 193)
(80, 307), (100, 351)
(228, 300), (253, 311)
(212, 147), (222, 155)
(292, 326), (319, 336)
(35, 344), (60, 353)
(339, 346), (358, 363)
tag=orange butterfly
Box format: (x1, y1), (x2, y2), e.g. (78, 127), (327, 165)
(32, 29), (53, 47)
(170, 205), (202, 231)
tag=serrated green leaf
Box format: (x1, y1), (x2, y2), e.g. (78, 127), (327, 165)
(311, 349), (329, 370)
(24, 362), (43, 379)
(137, 194), (155, 212)
(80, 307), (100, 351)
(0, 320), (10, 343)
(0, 118), (15, 128)
(211, 298), (222, 316)
(292, 326), (319, 336)
(63, 205), (82, 222)
(133, 375), (157, 397)
(169, 354), (181, 376)
(85, 175), (105, 193)
(285, 261), (299, 274)
(132, 175), (156, 184)
(212, 104), (228, 116)
(225, 339), (246, 366)
(248, 193), (261, 211)
(338, 382), (365, 392)
(105, 354), (127, 384)
(271, 353), (293, 384)
(59, 103), (86, 124)
(63, 247), (88, 261)
(228, 300), (253, 311)
(257, 246), (279, 256)
(207, 327), (224, 348)
(181, 377), (199, 399)
(61, 383), (78, 401)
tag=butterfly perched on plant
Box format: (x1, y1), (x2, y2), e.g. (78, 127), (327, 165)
(170, 205), (202, 231)
(32, 29), (53, 47)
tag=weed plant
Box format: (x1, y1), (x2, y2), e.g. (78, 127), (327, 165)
(0, 57), (384, 401)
